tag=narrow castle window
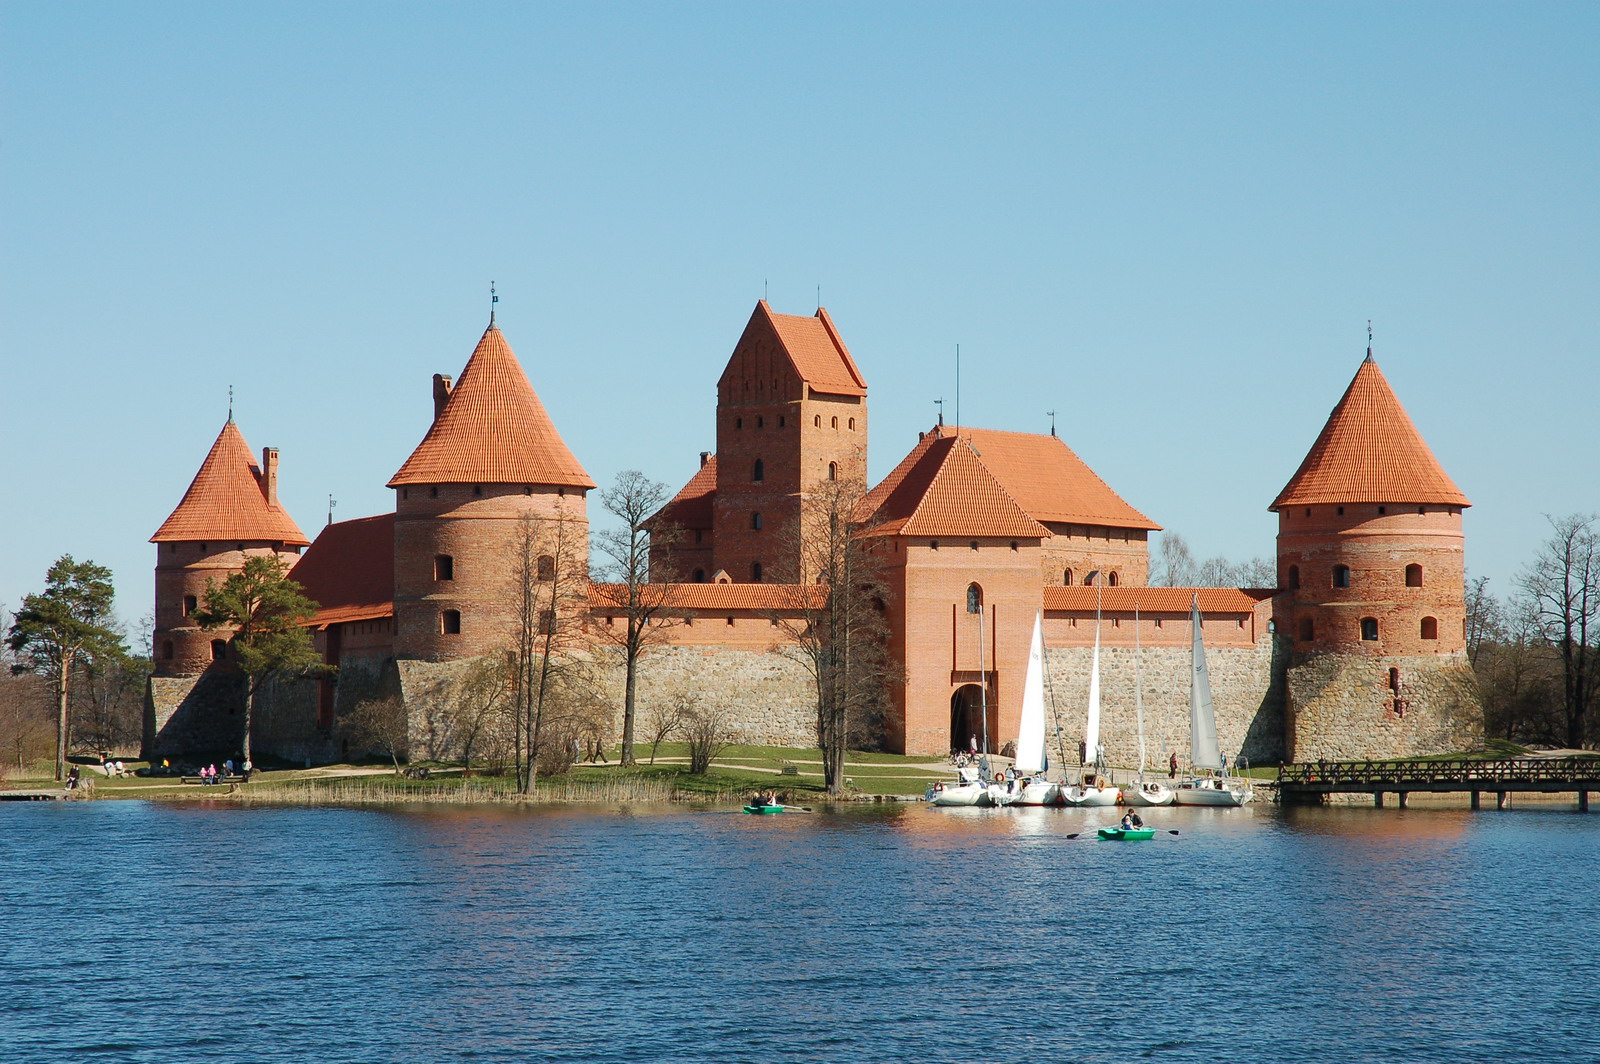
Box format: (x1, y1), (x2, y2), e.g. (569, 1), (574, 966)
(1010, 541), (1018, 551)
(1288, 565), (1300, 589)
(751, 512), (762, 530)
(441, 610), (461, 634)
(727, 616), (735, 626)
(1361, 617), (1379, 641)
(736, 417), (743, 429)
(182, 595), (197, 616)
(1333, 565), (1351, 589)
(831, 416), (838, 429)
(756, 416), (764, 428)
(211, 639), (228, 661)
(966, 583), (983, 614)
(1421, 617), (1438, 640)
(848, 417), (855, 430)
(435, 555), (454, 581)
(1108, 572), (1119, 587)
(540, 610), (555, 635)
(1406, 564), (1423, 587)
(753, 459), (764, 482)
(695, 529), (703, 544)
(1299, 618), (1314, 641)
(970, 541), (979, 551)
(538, 554), (556, 580)
(779, 416), (786, 428)
(693, 569), (706, 583)
(814, 415), (821, 427)
(752, 562), (763, 582)
(1337, 506), (1345, 516)
(473, 485), (483, 497)
(930, 540), (939, 551)
(828, 462), (837, 481)
(1064, 569), (1073, 585)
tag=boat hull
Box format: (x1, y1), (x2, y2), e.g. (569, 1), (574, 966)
(1060, 785), (1121, 807)
(742, 805), (786, 814)
(1009, 779), (1059, 806)
(927, 782), (988, 806)
(1097, 828), (1156, 841)
(1172, 779), (1253, 806)
(1123, 781), (1175, 807)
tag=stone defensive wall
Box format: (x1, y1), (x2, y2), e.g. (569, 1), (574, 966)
(1285, 652), (1482, 763)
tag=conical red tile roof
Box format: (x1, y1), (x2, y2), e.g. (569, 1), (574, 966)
(1272, 355), (1469, 510)
(863, 435), (1049, 539)
(389, 324), (595, 489)
(150, 421), (310, 545)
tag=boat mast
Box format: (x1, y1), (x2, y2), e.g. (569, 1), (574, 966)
(977, 601), (989, 755)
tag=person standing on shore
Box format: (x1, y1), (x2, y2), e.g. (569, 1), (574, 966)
(1169, 751), (1178, 778)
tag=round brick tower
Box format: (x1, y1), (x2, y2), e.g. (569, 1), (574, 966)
(1271, 345), (1482, 760)
(388, 317), (595, 661)
(150, 420), (310, 676)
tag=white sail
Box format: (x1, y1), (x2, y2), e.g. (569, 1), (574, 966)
(1189, 594), (1222, 770)
(1084, 627), (1101, 761)
(1015, 612), (1047, 774)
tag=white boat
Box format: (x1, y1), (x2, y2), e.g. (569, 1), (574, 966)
(1123, 604), (1174, 807)
(926, 765), (989, 806)
(1063, 581), (1120, 807)
(1007, 612), (1059, 806)
(1173, 594), (1253, 808)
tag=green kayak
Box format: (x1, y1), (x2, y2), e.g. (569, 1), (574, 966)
(1098, 827), (1156, 841)
(743, 804), (786, 815)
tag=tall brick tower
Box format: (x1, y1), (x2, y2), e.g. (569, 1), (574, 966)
(150, 419), (310, 676)
(680, 301), (868, 584)
(388, 316), (595, 661)
(1271, 344), (1482, 759)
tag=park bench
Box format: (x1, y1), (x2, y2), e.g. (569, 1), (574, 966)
(180, 775), (247, 785)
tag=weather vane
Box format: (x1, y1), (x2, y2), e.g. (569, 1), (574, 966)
(228, 384), (234, 423)
(328, 494), (337, 527)
(491, 280), (498, 324)
(934, 397), (944, 426)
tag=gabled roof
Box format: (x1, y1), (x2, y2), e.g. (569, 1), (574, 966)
(588, 582), (827, 612)
(862, 425), (1159, 531)
(1043, 586), (1276, 613)
(1272, 354), (1469, 510)
(389, 323), (595, 489)
(649, 455), (717, 531)
(289, 514), (394, 626)
(150, 421), (310, 545)
(861, 434), (1049, 539)
(718, 301), (867, 398)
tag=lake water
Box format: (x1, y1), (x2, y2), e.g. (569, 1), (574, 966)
(1, 798), (1595, 1063)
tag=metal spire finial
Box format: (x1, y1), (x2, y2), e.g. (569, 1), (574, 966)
(228, 384), (234, 423)
(1366, 320), (1373, 362)
(490, 281), (498, 326)
(934, 397), (944, 427)
(327, 494), (337, 527)
(1048, 409), (1057, 437)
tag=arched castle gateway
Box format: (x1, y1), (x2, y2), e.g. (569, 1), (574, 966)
(144, 305), (1482, 765)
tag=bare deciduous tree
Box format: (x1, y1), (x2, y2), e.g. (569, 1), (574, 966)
(509, 510), (585, 793)
(450, 654), (512, 777)
(593, 470), (684, 766)
(643, 687), (695, 764)
(342, 695), (409, 771)
(1152, 532), (1274, 588)
(1519, 513), (1600, 749)
(682, 696), (735, 774)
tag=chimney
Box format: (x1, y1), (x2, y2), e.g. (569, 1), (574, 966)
(433, 374), (454, 421)
(261, 447), (280, 506)
(699, 451), (712, 468)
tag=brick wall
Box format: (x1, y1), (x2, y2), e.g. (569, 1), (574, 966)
(152, 540), (305, 676)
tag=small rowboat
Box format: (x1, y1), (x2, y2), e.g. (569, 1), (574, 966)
(742, 804), (787, 815)
(1097, 827), (1156, 841)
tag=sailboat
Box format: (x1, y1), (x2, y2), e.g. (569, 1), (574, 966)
(1173, 594), (1253, 807)
(1060, 575), (1120, 807)
(1008, 612), (1058, 805)
(1123, 604), (1174, 807)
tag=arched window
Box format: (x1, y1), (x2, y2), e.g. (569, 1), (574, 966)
(1288, 565), (1300, 590)
(831, 416), (839, 429)
(735, 417), (743, 429)
(751, 512), (762, 530)
(756, 416), (764, 428)
(182, 595), (197, 616)
(1333, 565), (1351, 588)
(211, 639), (228, 661)
(538, 555), (556, 580)
(753, 459), (764, 482)
(441, 610), (461, 634)
(693, 568), (705, 583)
(828, 462), (837, 481)
(966, 583), (983, 614)
(1063, 569), (1074, 585)
(539, 610), (556, 635)
(752, 561), (763, 582)
(814, 415), (821, 427)
(848, 417), (855, 430)
(1406, 564), (1423, 587)
(1298, 618), (1314, 642)
(1420, 617), (1438, 640)
(1108, 572), (1119, 587)
(1361, 617), (1379, 641)
(435, 555), (454, 581)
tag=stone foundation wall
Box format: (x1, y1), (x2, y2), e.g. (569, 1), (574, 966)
(1043, 637), (1286, 770)
(1285, 652), (1483, 762)
(144, 671), (248, 761)
(592, 645), (818, 747)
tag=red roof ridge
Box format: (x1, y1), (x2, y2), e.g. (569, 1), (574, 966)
(1271, 356), (1468, 510)
(649, 454), (718, 530)
(751, 301), (868, 397)
(864, 435), (1049, 539)
(151, 420), (310, 545)
(389, 323), (595, 489)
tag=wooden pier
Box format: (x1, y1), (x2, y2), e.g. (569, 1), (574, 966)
(1278, 757), (1600, 810)
(0, 789), (66, 801)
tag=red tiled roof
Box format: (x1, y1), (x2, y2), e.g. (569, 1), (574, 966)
(862, 435), (1050, 539)
(588, 582), (827, 611)
(1272, 355), (1469, 510)
(720, 302), (867, 398)
(389, 324), (595, 489)
(649, 455), (717, 530)
(1044, 587), (1277, 613)
(150, 421), (310, 545)
(288, 513), (395, 626)
(862, 426), (1158, 533)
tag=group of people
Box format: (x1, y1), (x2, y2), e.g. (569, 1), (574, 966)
(1119, 811), (1146, 831)
(196, 758), (253, 783)
(100, 757), (128, 777)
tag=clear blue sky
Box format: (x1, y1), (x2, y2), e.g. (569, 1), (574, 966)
(3, 2), (1595, 631)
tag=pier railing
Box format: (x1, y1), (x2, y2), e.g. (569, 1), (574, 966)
(1278, 757), (1600, 788)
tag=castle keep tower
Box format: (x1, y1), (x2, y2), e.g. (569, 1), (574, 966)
(149, 419), (310, 676)
(388, 318), (594, 661)
(1271, 347), (1483, 760)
